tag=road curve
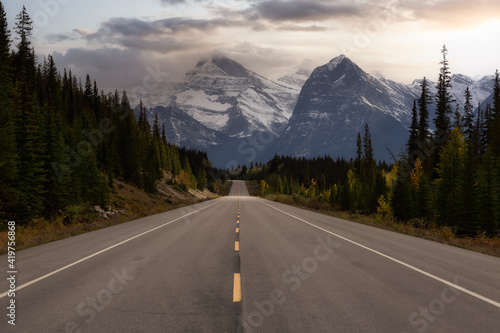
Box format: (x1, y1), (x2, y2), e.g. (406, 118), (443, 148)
(1, 180), (499, 332)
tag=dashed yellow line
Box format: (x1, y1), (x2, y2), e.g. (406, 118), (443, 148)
(234, 200), (242, 303)
(233, 273), (241, 302)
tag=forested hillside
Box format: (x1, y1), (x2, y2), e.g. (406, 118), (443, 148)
(247, 47), (500, 237)
(0, 5), (220, 226)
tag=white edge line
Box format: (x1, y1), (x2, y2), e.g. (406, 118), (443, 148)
(0, 199), (223, 299)
(257, 199), (500, 309)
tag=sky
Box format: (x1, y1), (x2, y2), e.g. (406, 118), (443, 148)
(4, 0), (500, 93)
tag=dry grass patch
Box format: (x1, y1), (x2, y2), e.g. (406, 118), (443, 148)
(0, 179), (219, 254)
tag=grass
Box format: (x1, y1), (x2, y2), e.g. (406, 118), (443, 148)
(263, 193), (500, 258)
(0, 179), (222, 254)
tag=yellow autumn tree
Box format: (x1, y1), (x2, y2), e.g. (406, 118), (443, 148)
(260, 180), (269, 196)
(376, 194), (393, 222)
(410, 157), (423, 189)
(176, 170), (193, 189)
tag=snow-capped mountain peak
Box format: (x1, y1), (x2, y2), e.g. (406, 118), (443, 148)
(327, 54), (347, 70)
(187, 53), (249, 79)
(275, 55), (417, 161)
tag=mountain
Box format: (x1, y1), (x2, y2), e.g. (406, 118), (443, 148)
(277, 65), (311, 88)
(141, 54), (301, 167)
(143, 105), (224, 149)
(408, 74), (494, 110)
(139, 54), (494, 167)
(273, 55), (417, 162)
(167, 53), (299, 138)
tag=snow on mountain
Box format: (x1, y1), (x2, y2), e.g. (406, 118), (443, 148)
(274, 55), (417, 162)
(137, 53), (301, 167)
(277, 72), (308, 88)
(277, 59), (314, 89)
(169, 53), (299, 138)
(136, 53), (494, 167)
(408, 74), (494, 108)
(139, 105), (224, 148)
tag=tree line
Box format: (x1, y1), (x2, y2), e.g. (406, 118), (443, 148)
(0, 4), (220, 226)
(248, 46), (499, 237)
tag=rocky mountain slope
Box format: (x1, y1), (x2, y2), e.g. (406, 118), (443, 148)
(273, 55), (417, 161)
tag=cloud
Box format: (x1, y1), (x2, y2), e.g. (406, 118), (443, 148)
(276, 24), (329, 32)
(386, 0), (500, 27)
(51, 47), (214, 95)
(161, 0), (187, 3)
(85, 16), (246, 53)
(223, 41), (300, 76)
(52, 48), (156, 91)
(159, 0), (207, 6)
(252, 0), (365, 22)
(46, 33), (78, 44)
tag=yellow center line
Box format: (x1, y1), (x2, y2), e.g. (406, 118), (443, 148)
(236, 227), (239, 233)
(235, 241), (240, 251)
(233, 273), (241, 302)
(237, 220), (239, 224)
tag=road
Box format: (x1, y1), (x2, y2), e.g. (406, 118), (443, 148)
(1, 180), (499, 332)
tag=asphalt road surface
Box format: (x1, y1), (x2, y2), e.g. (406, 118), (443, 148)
(1, 180), (499, 332)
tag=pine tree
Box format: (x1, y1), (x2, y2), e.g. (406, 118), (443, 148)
(142, 112), (163, 193)
(355, 132), (363, 174)
(477, 150), (499, 235)
(13, 6), (35, 82)
(0, 1), (18, 222)
(490, 70), (500, 154)
(459, 145), (479, 235)
(392, 174), (413, 221)
(434, 128), (466, 227)
(318, 174), (327, 194)
(433, 45), (454, 169)
(340, 180), (351, 211)
(453, 103), (462, 129)
(277, 176), (284, 194)
(0, 1), (11, 103)
(463, 87), (475, 142)
(484, 104), (493, 149)
(93, 80), (100, 117)
(118, 91), (140, 181)
(362, 124), (375, 178)
(12, 6), (46, 223)
(472, 103), (487, 156)
(418, 77), (432, 146)
(407, 100), (419, 155)
(41, 56), (69, 216)
(83, 74), (93, 106)
(196, 169), (207, 191)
